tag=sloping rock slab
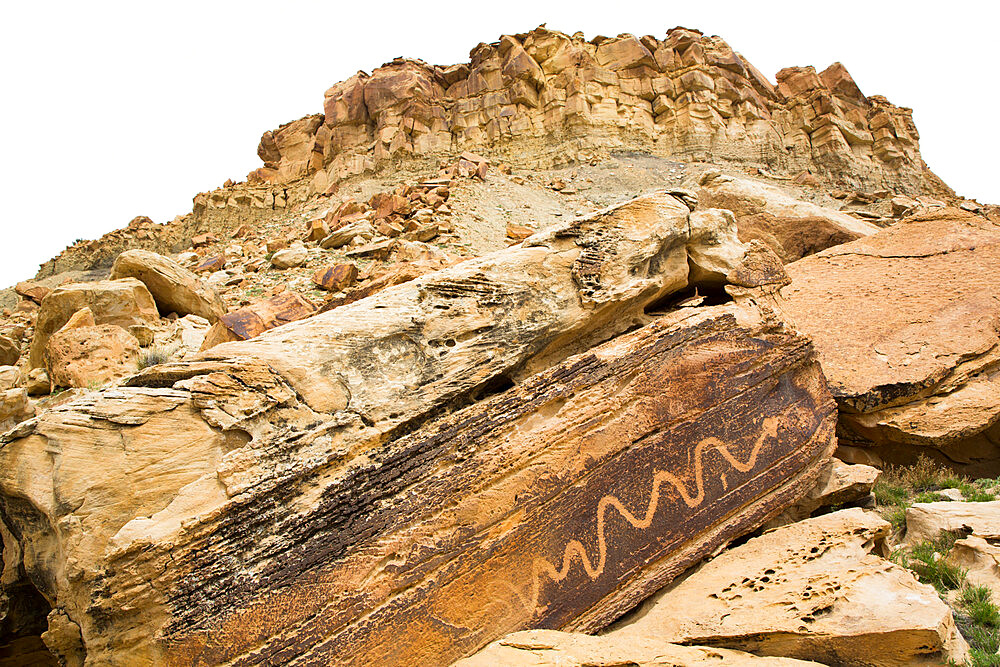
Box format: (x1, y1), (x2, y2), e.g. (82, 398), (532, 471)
(618, 508), (969, 666)
(778, 213), (1000, 475)
(0, 306), (835, 666)
(453, 629), (824, 666)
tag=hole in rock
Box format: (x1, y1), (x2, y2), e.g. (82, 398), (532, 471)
(643, 281), (732, 316)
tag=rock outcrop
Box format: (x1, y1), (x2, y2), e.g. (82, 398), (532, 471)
(257, 27), (946, 199)
(0, 195), (838, 665)
(777, 210), (1000, 474)
(616, 508), (969, 666)
(110, 250), (226, 322)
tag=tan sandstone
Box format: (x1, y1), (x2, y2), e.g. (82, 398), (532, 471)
(111, 249), (226, 322)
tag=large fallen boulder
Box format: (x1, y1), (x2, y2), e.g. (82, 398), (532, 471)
(110, 249), (226, 322)
(697, 170), (880, 262)
(454, 629), (824, 666)
(0, 194), (836, 666)
(778, 212), (1000, 475)
(617, 508), (969, 666)
(27, 279), (159, 370)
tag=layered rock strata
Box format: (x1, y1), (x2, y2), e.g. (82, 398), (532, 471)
(0, 196), (836, 665)
(258, 26), (946, 198)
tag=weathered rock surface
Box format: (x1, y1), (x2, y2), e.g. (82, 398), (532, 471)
(199, 291), (317, 350)
(45, 324), (140, 389)
(0, 194), (837, 665)
(778, 212), (1000, 475)
(269, 244), (308, 269)
(0, 337), (18, 367)
(454, 629), (824, 666)
(904, 501), (1000, 545)
(0, 389), (32, 433)
(764, 458), (879, 528)
(697, 170), (879, 262)
(617, 508), (969, 666)
(947, 536), (1000, 602)
(110, 249), (226, 322)
(28, 279), (159, 370)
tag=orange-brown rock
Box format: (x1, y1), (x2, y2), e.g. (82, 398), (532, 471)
(191, 255), (226, 274)
(14, 281), (50, 305)
(506, 222), (536, 240)
(696, 170), (880, 262)
(778, 213), (1000, 475)
(199, 291), (317, 350)
(318, 260), (441, 313)
(45, 324), (140, 389)
(311, 263), (358, 292)
(27, 279), (159, 369)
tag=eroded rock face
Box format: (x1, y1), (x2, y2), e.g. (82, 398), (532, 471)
(28, 279), (159, 370)
(0, 196), (836, 666)
(454, 629), (825, 666)
(45, 324), (140, 389)
(778, 211), (1000, 475)
(110, 249), (226, 322)
(697, 170), (879, 262)
(617, 508), (969, 666)
(255, 27), (946, 199)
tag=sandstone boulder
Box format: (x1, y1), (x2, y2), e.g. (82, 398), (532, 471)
(28, 279), (158, 370)
(45, 324), (140, 389)
(455, 629), (824, 666)
(110, 249), (226, 322)
(778, 213), (1000, 474)
(0, 336), (18, 367)
(947, 536), (1000, 602)
(270, 244), (308, 269)
(618, 508), (969, 666)
(904, 501), (1000, 545)
(0, 194), (834, 666)
(698, 171), (880, 262)
(0, 388), (32, 432)
(0, 367), (18, 391)
(320, 219), (374, 249)
(764, 458), (879, 528)
(311, 263), (358, 292)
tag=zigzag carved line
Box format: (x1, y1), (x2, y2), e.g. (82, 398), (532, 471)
(503, 416), (781, 613)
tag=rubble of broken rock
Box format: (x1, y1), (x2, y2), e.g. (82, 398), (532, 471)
(1, 22), (1000, 667)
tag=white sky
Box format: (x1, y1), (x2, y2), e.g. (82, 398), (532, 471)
(2, 1), (996, 288)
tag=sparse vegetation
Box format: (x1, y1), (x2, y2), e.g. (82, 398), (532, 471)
(892, 533), (965, 593)
(874, 456), (998, 534)
(137, 346), (173, 370)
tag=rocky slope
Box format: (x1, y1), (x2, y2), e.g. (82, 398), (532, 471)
(0, 24), (997, 667)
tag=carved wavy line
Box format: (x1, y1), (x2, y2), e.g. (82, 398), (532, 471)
(502, 416), (781, 613)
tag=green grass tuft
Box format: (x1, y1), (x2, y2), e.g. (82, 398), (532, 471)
(137, 347), (173, 371)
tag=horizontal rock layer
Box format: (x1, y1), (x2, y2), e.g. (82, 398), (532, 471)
(257, 26), (944, 199)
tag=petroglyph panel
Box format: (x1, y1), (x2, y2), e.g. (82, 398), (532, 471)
(155, 308), (836, 665)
